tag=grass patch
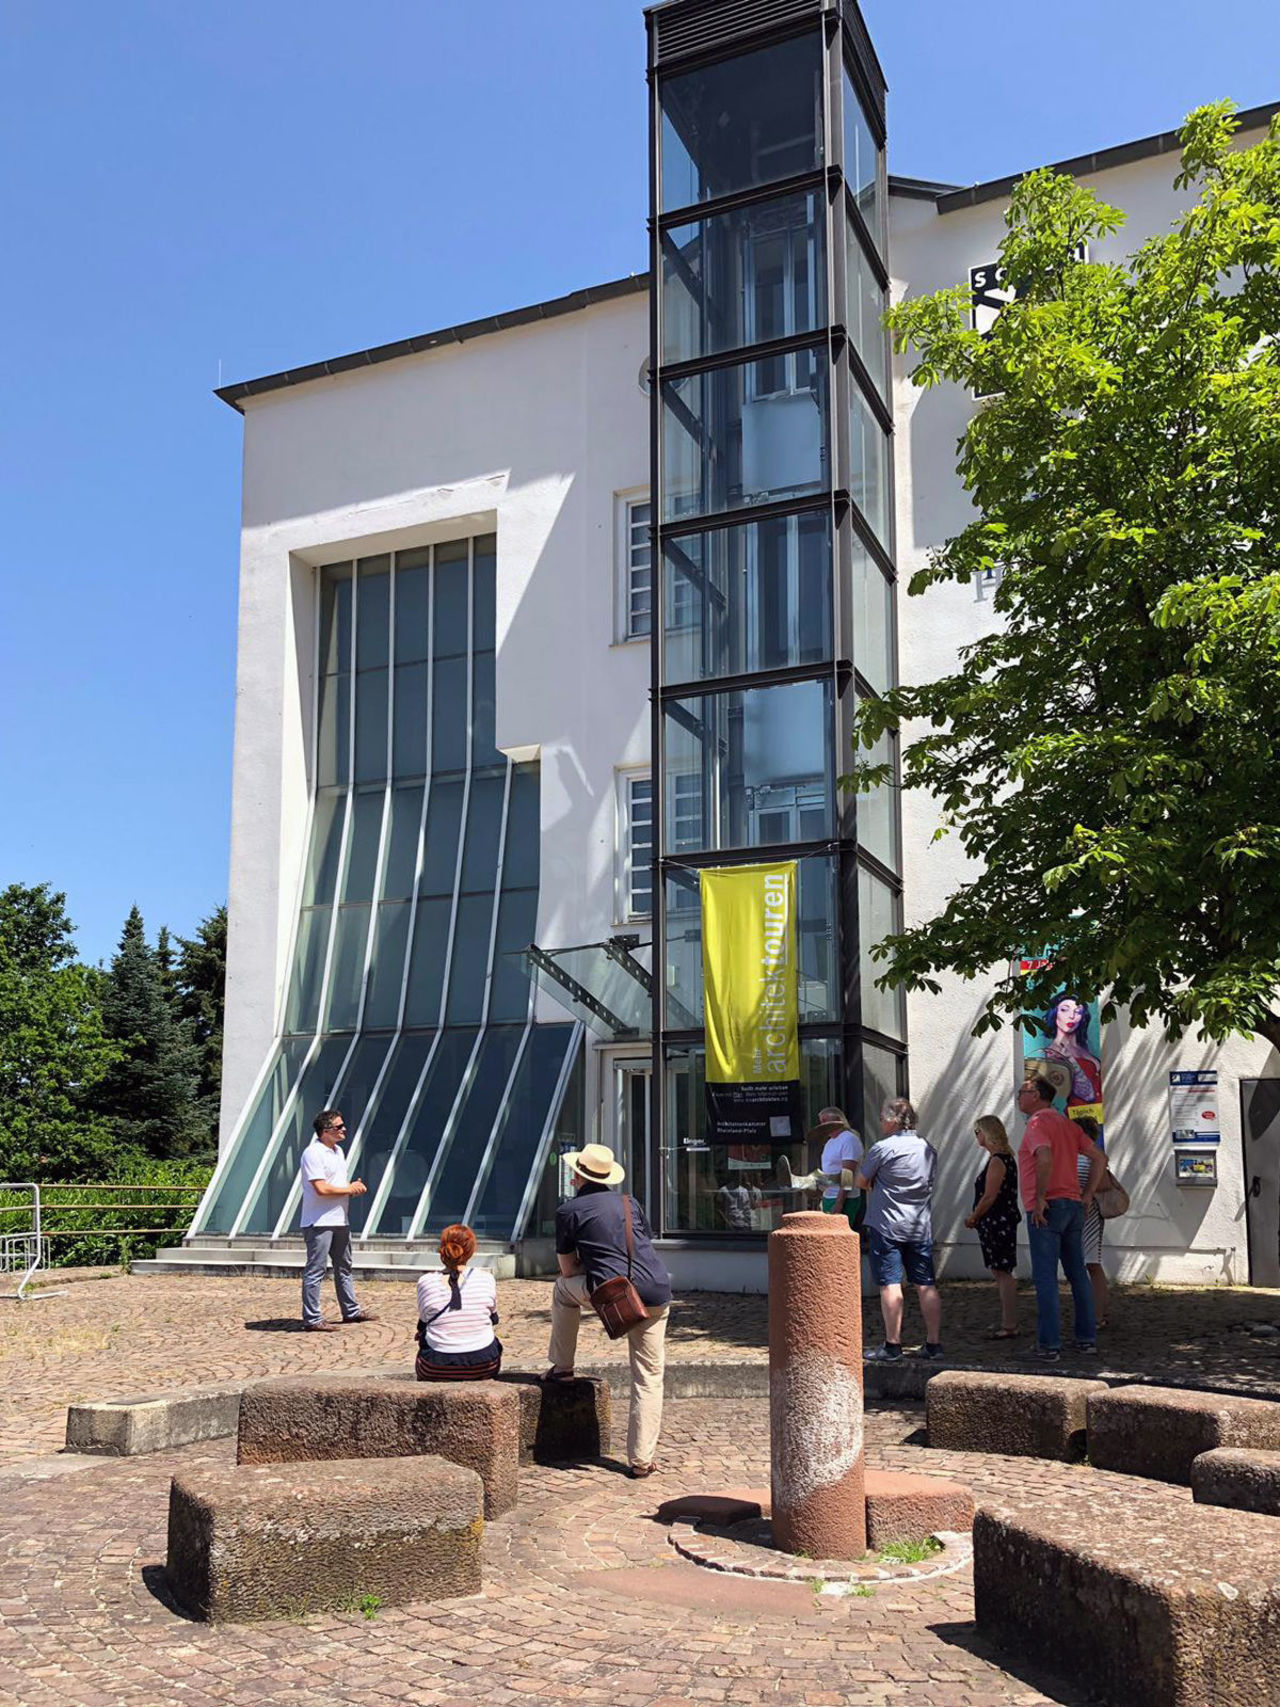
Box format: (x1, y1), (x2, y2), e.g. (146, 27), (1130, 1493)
(851, 1584), (875, 1597)
(876, 1536), (944, 1565)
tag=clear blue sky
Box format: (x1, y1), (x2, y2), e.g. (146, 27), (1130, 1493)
(1, 0), (1275, 965)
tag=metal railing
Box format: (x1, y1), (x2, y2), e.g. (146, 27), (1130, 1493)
(0, 1182), (206, 1299)
(0, 1184), (53, 1300)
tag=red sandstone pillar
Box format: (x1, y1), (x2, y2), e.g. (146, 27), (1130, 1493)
(769, 1209), (865, 1559)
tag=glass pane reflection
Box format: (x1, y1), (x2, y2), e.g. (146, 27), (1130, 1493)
(842, 65), (884, 257)
(663, 679), (833, 855)
(849, 386), (891, 549)
(661, 32), (824, 211)
(663, 513), (832, 684)
(846, 216), (887, 399)
(662, 357), (828, 523)
(859, 866), (905, 1038)
(661, 1037), (842, 1234)
(662, 191), (826, 366)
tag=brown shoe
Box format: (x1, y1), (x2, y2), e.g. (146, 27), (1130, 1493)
(342, 1311), (380, 1324)
(304, 1321), (340, 1333)
(628, 1462), (657, 1479)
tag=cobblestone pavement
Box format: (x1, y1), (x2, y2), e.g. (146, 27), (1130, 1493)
(0, 1395), (1201, 1707)
(3, 1269), (1279, 1464)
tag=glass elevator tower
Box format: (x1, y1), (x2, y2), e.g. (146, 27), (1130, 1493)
(647, 0), (906, 1236)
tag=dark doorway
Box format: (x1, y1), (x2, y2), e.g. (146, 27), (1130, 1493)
(1241, 1078), (1280, 1287)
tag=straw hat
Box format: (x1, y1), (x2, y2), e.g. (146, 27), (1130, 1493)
(565, 1143), (626, 1186)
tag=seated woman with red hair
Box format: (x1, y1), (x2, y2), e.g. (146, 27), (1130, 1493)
(415, 1224), (502, 1380)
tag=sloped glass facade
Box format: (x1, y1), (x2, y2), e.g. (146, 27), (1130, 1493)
(196, 535), (580, 1243)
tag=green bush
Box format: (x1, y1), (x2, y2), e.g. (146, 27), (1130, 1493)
(0, 1155), (212, 1269)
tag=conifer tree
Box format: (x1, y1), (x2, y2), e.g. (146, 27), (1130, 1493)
(174, 905), (226, 1154)
(98, 906), (203, 1159)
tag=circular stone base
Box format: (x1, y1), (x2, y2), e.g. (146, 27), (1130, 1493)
(668, 1516), (971, 1588)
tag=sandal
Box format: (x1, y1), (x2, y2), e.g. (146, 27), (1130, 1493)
(986, 1327), (1021, 1340)
(542, 1367), (576, 1382)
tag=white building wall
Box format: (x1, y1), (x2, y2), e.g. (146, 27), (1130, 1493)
(218, 119), (1276, 1290)
(888, 124), (1278, 1285)
(220, 291), (652, 1148)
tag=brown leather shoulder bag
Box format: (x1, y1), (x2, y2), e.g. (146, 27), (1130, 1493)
(590, 1194), (649, 1339)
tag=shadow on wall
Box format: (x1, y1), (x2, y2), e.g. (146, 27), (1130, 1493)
(913, 987), (1278, 1285)
(903, 366), (976, 552)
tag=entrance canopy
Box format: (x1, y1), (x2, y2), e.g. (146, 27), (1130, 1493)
(523, 937), (689, 1038)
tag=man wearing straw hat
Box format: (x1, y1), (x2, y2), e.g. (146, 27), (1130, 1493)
(546, 1143), (672, 1479)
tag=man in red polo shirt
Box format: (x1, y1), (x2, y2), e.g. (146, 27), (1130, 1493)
(1016, 1075), (1106, 1361)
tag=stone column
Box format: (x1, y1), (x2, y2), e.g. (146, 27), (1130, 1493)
(769, 1209), (865, 1558)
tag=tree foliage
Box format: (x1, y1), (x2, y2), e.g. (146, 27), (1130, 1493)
(98, 905), (205, 1160)
(0, 884), (119, 1179)
(849, 105), (1280, 1047)
(174, 904), (227, 1151)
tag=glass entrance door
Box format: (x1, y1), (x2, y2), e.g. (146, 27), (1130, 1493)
(610, 1059), (651, 1208)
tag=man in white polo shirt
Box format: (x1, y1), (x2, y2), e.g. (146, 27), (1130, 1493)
(299, 1108), (379, 1332)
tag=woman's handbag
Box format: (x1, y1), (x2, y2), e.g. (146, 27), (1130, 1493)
(589, 1195), (649, 1339)
(1095, 1170), (1130, 1220)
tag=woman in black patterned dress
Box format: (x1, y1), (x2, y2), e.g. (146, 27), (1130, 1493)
(965, 1114), (1020, 1338)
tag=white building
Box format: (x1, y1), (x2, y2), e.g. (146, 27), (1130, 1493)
(167, 0), (1280, 1292)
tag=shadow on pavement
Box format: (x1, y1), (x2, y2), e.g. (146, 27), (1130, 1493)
(140, 1563), (197, 1621)
(930, 1620), (1099, 1706)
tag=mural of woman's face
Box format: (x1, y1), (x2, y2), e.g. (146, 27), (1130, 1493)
(1054, 997), (1083, 1036)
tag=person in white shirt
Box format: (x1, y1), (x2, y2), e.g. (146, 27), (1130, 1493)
(815, 1106), (865, 1230)
(415, 1224), (501, 1379)
(299, 1108), (379, 1332)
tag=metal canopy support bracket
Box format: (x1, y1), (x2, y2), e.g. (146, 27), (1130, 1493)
(526, 945), (638, 1039)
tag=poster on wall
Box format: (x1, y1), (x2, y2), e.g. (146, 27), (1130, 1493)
(1015, 954), (1105, 1130)
(701, 862), (803, 1147)
(1169, 1069), (1220, 1145)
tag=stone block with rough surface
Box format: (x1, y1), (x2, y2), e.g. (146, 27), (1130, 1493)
(974, 1486), (1280, 1707)
(502, 1374), (611, 1463)
(236, 1376), (519, 1517)
(1191, 1446), (1280, 1516)
(66, 1384), (241, 1455)
(1088, 1385), (1280, 1485)
(166, 1454), (482, 1622)
(864, 1469), (974, 1549)
(925, 1370), (1104, 1461)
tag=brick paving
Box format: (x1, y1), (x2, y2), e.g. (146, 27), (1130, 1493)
(0, 1394), (1202, 1707)
(2, 1269), (1279, 1465)
(0, 1271), (1277, 1702)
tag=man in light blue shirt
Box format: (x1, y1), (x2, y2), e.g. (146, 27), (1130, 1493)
(858, 1097), (942, 1363)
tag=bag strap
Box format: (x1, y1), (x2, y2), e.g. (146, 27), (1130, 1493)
(623, 1194), (635, 1282)
(422, 1269), (469, 1329)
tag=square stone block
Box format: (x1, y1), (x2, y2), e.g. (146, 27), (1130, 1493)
(167, 1454), (482, 1622)
(864, 1469), (974, 1549)
(974, 1487), (1280, 1706)
(501, 1374), (611, 1464)
(237, 1375), (519, 1517)
(926, 1370), (1106, 1461)
(1191, 1446), (1280, 1516)
(1088, 1385), (1280, 1485)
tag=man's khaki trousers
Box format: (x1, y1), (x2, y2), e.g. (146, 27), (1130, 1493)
(548, 1272), (670, 1468)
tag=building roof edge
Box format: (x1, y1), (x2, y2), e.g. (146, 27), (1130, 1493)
(935, 99), (1280, 215)
(214, 271), (652, 413)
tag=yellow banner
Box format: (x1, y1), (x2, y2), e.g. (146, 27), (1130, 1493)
(700, 862), (800, 1085)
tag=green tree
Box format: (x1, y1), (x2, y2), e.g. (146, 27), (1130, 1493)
(97, 905), (203, 1159)
(174, 905), (226, 1154)
(0, 883), (118, 1179)
(850, 104), (1280, 1047)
